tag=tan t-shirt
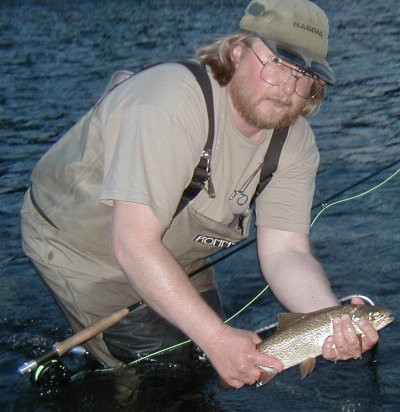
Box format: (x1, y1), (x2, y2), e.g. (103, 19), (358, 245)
(31, 63), (319, 262)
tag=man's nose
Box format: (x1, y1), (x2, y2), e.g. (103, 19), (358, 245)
(281, 75), (298, 96)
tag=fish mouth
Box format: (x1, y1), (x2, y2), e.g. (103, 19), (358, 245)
(386, 314), (395, 324)
(378, 314), (395, 330)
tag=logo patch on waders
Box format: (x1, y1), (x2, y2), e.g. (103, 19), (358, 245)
(194, 235), (236, 249)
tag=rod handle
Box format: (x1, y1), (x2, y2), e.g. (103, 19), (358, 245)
(54, 307), (130, 356)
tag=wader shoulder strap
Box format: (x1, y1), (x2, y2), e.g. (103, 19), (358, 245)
(250, 126), (289, 206)
(174, 61), (215, 217)
(100, 60), (215, 218)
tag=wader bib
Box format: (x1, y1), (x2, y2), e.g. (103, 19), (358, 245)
(22, 62), (288, 367)
(102, 64), (287, 364)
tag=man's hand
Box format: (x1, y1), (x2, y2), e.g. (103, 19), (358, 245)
(202, 324), (284, 389)
(322, 297), (379, 361)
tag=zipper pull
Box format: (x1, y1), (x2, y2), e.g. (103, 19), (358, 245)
(206, 175), (215, 198)
(202, 149), (215, 198)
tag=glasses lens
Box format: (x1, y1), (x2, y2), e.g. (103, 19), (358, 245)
(296, 78), (324, 100)
(260, 60), (291, 86)
(294, 77), (314, 99)
(261, 61), (314, 99)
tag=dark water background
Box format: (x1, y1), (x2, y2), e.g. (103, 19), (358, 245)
(1, 0), (399, 410)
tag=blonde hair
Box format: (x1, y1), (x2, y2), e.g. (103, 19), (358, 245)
(196, 33), (325, 117)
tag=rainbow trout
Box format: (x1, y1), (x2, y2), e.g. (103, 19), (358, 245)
(256, 304), (393, 385)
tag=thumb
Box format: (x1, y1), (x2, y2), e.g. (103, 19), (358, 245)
(351, 297), (366, 305)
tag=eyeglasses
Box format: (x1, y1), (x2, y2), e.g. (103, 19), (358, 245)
(249, 48), (324, 100)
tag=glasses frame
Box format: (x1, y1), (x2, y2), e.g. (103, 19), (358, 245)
(248, 47), (323, 100)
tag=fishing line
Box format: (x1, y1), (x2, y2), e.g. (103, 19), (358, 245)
(124, 284), (272, 368)
(311, 165), (400, 227)
(87, 163), (399, 374)
(66, 162), (400, 379)
(76, 286), (273, 376)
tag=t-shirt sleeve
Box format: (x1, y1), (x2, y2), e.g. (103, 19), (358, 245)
(98, 64), (208, 227)
(255, 118), (319, 234)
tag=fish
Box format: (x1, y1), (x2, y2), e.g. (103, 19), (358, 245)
(255, 304), (393, 385)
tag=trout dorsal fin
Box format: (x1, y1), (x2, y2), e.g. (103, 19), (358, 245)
(276, 312), (308, 331)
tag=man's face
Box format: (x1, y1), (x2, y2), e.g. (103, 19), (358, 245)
(228, 40), (312, 130)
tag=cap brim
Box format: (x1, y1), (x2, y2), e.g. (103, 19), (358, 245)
(260, 37), (336, 84)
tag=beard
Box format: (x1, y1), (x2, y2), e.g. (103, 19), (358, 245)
(228, 73), (304, 130)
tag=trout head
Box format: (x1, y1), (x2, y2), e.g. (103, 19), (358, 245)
(351, 305), (394, 332)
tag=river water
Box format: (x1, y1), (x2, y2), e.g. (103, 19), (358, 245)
(1, 0), (399, 411)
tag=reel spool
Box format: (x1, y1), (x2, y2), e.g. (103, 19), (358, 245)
(30, 359), (70, 387)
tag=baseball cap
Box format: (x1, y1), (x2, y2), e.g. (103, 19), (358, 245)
(240, 0), (335, 84)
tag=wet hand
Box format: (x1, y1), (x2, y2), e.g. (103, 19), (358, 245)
(203, 325), (283, 389)
(322, 298), (379, 362)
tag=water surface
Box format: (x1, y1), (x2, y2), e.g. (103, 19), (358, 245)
(1, 1), (399, 411)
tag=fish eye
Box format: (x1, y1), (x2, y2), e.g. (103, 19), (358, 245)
(370, 312), (381, 321)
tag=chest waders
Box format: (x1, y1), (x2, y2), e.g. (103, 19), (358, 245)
(24, 61), (288, 367)
(102, 62), (288, 364)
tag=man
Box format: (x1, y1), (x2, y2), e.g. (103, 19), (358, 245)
(21, 0), (379, 389)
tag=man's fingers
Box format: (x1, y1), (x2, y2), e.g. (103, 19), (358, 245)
(322, 335), (337, 361)
(356, 319), (379, 349)
(351, 297), (366, 305)
(324, 313), (380, 362)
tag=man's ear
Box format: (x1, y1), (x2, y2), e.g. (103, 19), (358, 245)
(231, 43), (246, 67)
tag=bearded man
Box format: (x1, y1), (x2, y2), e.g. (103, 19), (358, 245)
(21, 0), (379, 388)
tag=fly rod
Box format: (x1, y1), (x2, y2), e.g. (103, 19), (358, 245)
(17, 301), (143, 375)
(17, 260), (214, 376)
(17, 162), (397, 376)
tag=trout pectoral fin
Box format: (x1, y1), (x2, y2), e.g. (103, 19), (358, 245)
(256, 369), (278, 386)
(299, 357), (316, 379)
